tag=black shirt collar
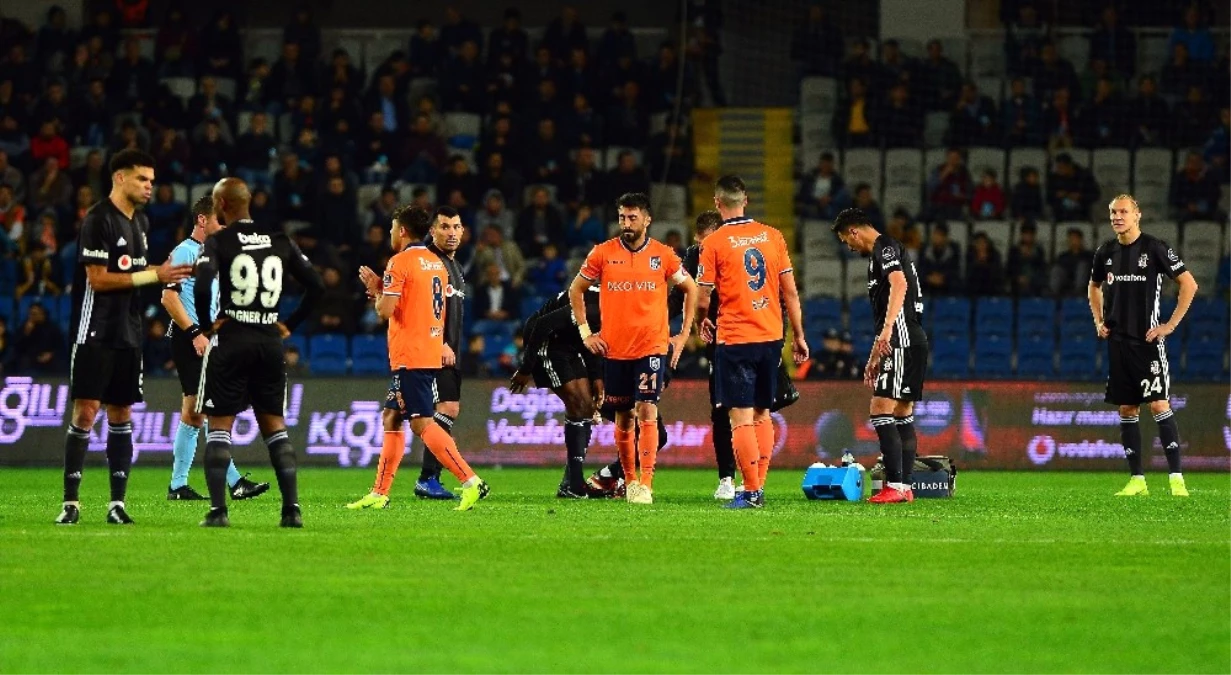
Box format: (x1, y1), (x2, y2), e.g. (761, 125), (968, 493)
(722, 216), (754, 226)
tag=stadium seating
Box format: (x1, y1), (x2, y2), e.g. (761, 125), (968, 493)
(975, 297), (1013, 340)
(973, 333), (1013, 379)
(1016, 333), (1056, 379)
(308, 334), (349, 375)
(1183, 335), (1228, 381)
(350, 334), (388, 375)
(1058, 337), (1099, 381)
(929, 296), (972, 331)
(1016, 298), (1055, 340)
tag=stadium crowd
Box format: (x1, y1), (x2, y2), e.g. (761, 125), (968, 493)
(0, 2), (1225, 379)
(0, 4), (706, 376)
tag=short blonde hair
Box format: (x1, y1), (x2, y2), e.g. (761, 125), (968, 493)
(1108, 193), (1140, 211)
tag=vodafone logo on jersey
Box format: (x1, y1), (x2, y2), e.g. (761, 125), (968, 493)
(118, 254), (132, 271)
(1028, 435), (1057, 465)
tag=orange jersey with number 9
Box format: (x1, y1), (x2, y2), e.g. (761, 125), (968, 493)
(383, 243), (447, 370)
(579, 237), (686, 360)
(697, 219), (793, 345)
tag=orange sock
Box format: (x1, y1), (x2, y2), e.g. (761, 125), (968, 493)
(420, 421), (476, 483)
(614, 425), (637, 483)
(755, 417), (774, 488)
(732, 423), (761, 492)
(372, 429), (405, 495)
(637, 420), (659, 489)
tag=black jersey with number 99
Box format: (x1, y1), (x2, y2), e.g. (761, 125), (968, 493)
(193, 220), (324, 339)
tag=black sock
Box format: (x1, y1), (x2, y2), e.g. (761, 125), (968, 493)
(897, 415), (917, 484)
(106, 422), (134, 502)
(872, 415), (902, 484)
(265, 429), (298, 509)
(564, 417), (591, 489)
(1155, 409), (1182, 473)
(711, 406), (735, 479)
(63, 424), (90, 502)
(656, 415), (668, 451)
(1120, 415), (1143, 475)
(204, 429), (233, 510)
(419, 413), (451, 481)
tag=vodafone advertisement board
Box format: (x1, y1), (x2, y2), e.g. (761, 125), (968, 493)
(0, 376), (1227, 470)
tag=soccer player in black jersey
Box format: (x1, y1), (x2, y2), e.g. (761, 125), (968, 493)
(510, 285), (611, 498)
(56, 149), (195, 526)
(193, 178), (325, 527)
(417, 206), (467, 499)
(1089, 195), (1198, 497)
(833, 208), (928, 504)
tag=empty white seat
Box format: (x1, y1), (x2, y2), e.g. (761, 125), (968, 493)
(884, 148), (922, 188)
(924, 112), (949, 148)
(881, 185), (922, 215)
(444, 112), (482, 141)
(171, 183), (189, 205)
(967, 146), (1007, 180)
(801, 220), (838, 260)
(1134, 148), (1174, 190)
(604, 147), (643, 171)
(970, 33), (1006, 76)
(1182, 220), (1225, 258)
(652, 184), (688, 223)
(213, 77), (237, 100)
(804, 258), (843, 298)
(842, 148), (883, 200)
(160, 77), (196, 105)
(842, 256), (869, 300)
(800, 77), (839, 115)
(1090, 148), (1132, 204)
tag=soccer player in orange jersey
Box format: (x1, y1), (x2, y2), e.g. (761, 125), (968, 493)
(697, 176), (808, 509)
(349, 205), (490, 511)
(568, 192), (699, 505)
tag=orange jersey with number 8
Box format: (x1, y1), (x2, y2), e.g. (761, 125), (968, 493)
(579, 237), (686, 360)
(383, 243), (448, 370)
(697, 220), (793, 345)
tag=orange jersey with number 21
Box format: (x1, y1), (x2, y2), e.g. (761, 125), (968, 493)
(579, 237), (686, 360)
(697, 219), (793, 345)
(383, 243), (447, 370)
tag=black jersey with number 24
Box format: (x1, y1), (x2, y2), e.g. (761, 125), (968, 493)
(1090, 232), (1187, 344)
(867, 234), (927, 348)
(193, 220), (323, 339)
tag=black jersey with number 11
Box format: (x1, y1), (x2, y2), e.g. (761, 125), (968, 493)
(867, 234), (927, 348)
(193, 220), (324, 339)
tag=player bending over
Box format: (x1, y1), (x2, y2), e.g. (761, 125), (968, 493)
(510, 286), (612, 498)
(570, 192), (698, 505)
(194, 178), (325, 527)
(697, 176), (807, 509)
(162, 195), (268, 501)
(352, 206), (490, 511)
(1089, 195), (1197, 497)
(832, 207), (928, 504)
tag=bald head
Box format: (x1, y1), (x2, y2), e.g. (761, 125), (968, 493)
(213, 177), (252, 222)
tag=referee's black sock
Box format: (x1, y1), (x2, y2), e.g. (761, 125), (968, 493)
(106, 422), (134, 503)
(564, 417), (591, 489)
(63, 424), (90, 502)
(419, 413), (452, 482)
(1120, 415), (1143, 475)
(264, 429), (299, 509)
(1154, 409), (1182, 474)
(711, 406), (735, 480)
(871, 415), (902, 484)
(896, 415), (917, 485)
(204, 429), (233, 510)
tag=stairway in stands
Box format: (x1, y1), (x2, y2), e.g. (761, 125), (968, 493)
(690, 107), (794, 244)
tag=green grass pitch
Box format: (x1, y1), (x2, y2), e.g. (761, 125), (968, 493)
(1, 468), (1227, 673)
